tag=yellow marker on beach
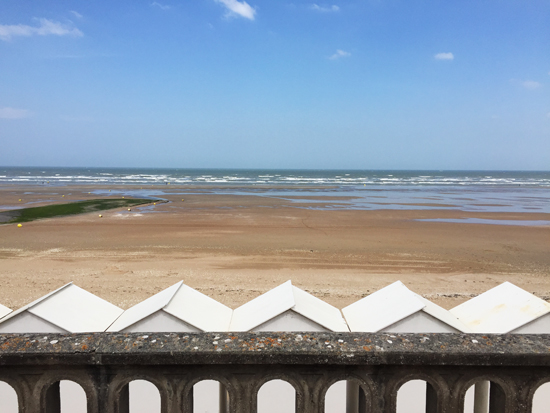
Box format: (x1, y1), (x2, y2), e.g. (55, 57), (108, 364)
(62, 195), (65, 197)
(17, 224), (22, 228)
(99, 214), (103, 218)
(109, 190), (111, 192)
(128, 208), (131, 211)
(18, 199), (21, 202)
(182, 199), (184, 201)
(153, 203), (156, 205)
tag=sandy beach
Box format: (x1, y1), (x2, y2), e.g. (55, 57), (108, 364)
(0, 185), (549, 312)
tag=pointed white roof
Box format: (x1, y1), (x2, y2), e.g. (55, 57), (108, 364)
(414, 295), (471, 332)
(0, 283), (123, 333)
(342, 281), (470, 332)
(0, 303), (11, 319)
(229, 280), (349, 332)
(108, 281), (233, 332)
(450, 282), (550, 333)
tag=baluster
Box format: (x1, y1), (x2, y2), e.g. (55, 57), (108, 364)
(346, 381), (360, 413)
(488, 383), (506, 413)
(230, 374), (257, 413)
(44, 382), (60, 413)
(296, 373), (323, 413)
(426, 382), (438, 413)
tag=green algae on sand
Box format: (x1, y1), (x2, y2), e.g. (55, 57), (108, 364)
(1, 199), (160, 224)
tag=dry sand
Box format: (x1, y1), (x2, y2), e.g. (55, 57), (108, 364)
(0, 185), (549, 311)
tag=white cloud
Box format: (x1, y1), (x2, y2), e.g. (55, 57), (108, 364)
(510, 78), (543, 90)
(521, 80), (542, 90)
(215, 0), (256, 20)
(151, 2), (171, 10)
(0, 18), (83, 41)
(0, 107), (30, 119)
(70, 11), (83, 19)
(310, 4), (340, 12)
(434, 52), (454, 60)
(329, 49), (350, 60)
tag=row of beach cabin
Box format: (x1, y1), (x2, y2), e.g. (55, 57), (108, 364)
(0, 280), (549, 334)
(1, 280), (549, 413)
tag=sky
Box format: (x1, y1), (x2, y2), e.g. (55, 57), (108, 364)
(0, 0), (549, 170)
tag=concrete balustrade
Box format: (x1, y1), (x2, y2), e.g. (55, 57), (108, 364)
(0, 332), (549, 413)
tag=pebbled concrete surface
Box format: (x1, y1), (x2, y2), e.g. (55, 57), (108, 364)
(1, 332), (550, 367)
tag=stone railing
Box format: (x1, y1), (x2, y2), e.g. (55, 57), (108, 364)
(0, 332), (549, 413)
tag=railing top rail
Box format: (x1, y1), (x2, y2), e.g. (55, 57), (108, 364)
(1, 332), (549, 367)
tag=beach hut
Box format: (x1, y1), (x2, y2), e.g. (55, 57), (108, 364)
(230, 281), (348, 413)
(342, 281), (470, 413)
(0, 282), (123, 333)
(229, 280), (349, 332)
(450, 282), (550, 413)
(0, 283), (123, 413)
(342, 280), (470, 333)
(108, 281), (232, 413)
(450, 281), (550, 333)
(107, 280), (232, 332)
(0, 304), (11, 320)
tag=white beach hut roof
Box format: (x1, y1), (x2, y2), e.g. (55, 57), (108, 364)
(0, 282), (123, 333)
(342, 281), (470, 332)
(414, 295), (471, 332)
(449, 281), (550, 333)
(229, 280), (348, 332)
(107, 281), (233, 332)
(0, 304), (12, 319)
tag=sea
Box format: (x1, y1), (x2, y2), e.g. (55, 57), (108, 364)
(1, 167), (550, 223)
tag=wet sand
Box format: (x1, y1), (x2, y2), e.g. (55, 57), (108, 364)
(0, 185), (549, 311)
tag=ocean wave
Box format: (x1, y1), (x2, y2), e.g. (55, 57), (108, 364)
(1, 169), (549, 188)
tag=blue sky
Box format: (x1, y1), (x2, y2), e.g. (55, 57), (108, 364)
(1, 0), (549, 170)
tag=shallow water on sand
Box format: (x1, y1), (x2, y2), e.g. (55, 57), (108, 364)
(416, 218), (550, 227)
(2, 168), (550, 214)
(88, 185), (550, 214)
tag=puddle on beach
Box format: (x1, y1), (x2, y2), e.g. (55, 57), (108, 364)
(113, 213), (144, 218)
(416, 218), (550, 227)
(134, 204), (167, 214)
(0, 206), (23, 211)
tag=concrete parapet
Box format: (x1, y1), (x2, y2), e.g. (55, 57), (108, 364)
(0, 332), (549, 412)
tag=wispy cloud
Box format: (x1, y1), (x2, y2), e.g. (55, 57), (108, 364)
(329, 49), (350, 60)
(151, 2), (171, 11)
(70, 11), (83, 19)
(0, 107), (30, 119)
(434, 52), (454, 60)
(215, 0), (256, 20)
(0, 18), (83, 41)
(521, 80), (542, 90)
(509, 78), (543, 90)
(309, 4), (340, 12)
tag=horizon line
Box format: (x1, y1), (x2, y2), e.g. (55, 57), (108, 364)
(1, 166), (550, 173)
